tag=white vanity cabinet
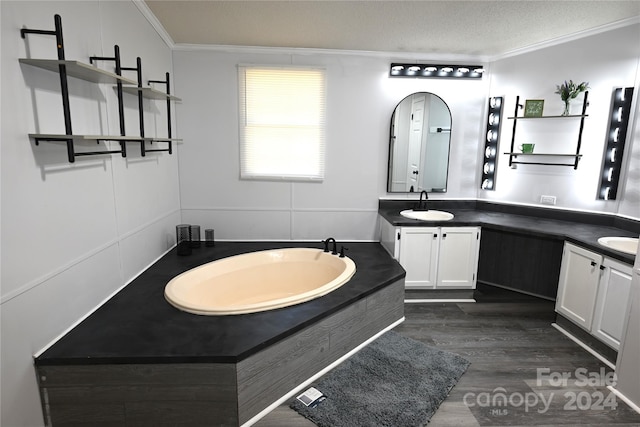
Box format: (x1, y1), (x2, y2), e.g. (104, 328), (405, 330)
(398, 227), (439, 288)
(556, 243), (602, 330)
(592, 258), (633, 350)
(555, 242), (633, 350)
(379, 220), (480, 289)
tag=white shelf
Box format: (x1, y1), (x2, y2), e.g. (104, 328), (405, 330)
(507, 114), (588, 119)
(120, 85), (181, 101)
(29, 134), (182, 143)
(504, 152), (582, 157)
(19, 59), (138, 85)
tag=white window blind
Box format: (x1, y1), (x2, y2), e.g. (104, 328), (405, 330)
(238, 66), (326, 181)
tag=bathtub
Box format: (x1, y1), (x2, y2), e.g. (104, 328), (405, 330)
(165, 247), (357, 315)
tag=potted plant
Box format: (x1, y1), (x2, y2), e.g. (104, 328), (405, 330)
(555, 80), (589, 116)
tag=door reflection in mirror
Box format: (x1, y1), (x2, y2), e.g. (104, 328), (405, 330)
(388, 92), (451, 193)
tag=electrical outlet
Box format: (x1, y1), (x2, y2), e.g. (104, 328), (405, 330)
(540, 195), (556, 205)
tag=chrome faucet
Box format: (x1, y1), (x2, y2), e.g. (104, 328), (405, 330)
(323, 237), (338, 255)
(415, 190), (429, 211)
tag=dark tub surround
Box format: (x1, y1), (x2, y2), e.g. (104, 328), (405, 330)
(34, 242), (405, 426)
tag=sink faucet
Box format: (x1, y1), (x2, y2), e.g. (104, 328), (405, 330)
(323, 237), (338, 255)
(415, 190), (429, 211)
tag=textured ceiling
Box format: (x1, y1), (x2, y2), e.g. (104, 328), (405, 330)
(144, 1), (640, 58)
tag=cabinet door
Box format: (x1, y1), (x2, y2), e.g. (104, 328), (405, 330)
(592, 258), (633, 350)
(379, 217), (399, 258)
(555, 243), (602, 331)
(399, 227), (438, 289)
(437, 227), (480, 289)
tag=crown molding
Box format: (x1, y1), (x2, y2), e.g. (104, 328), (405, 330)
(171, 42), (489, 63)
(491, 16), (640, 62)
(132, 0), (175, 49)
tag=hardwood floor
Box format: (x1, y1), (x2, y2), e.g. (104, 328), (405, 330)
(255, 284), (640, 426)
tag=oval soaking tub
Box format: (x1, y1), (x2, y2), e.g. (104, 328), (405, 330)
(165, 248), (356, 315)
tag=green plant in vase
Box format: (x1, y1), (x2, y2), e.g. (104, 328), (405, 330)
(555, 80), (589, 116)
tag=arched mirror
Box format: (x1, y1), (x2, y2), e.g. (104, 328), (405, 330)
(387, 92), (452, 193)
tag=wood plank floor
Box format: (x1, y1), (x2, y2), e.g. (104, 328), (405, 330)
(255, 284), (640, 427)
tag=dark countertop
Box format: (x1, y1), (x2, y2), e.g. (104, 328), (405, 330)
(35, 242), (405, 366)
(378, 200), (638, 265)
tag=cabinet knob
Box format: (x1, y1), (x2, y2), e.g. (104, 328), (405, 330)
(590, 261), (597, 267)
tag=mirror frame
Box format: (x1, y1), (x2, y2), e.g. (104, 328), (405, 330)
(386, 92), (452, 193)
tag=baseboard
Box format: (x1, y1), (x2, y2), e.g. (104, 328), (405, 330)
(607, 386), (640, 415)
(477, 281), (555, 301)
(405, 299), (476, 303)
(551, 323), (615, 369)
(405, 288), (474, 300)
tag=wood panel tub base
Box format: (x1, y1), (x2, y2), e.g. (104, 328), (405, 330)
(36, 278), (405, 426)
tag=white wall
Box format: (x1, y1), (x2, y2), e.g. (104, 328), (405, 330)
(0, 1), (180, 425)
(174, 23), (640, 244)
(483, 24), (640, 216)
(173, 49), (488, 241)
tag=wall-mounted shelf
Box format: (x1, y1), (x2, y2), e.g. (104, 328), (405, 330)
(506, 92), (589, 169)
(506, 114), (588, 120)
(20, 14), (180, 163)
(19, 59), (138, 85)
(29, 134), (181, 143)
(28, 134), (182, 160)
(120, 86), (181, 101)
(503, 152), (583, 167)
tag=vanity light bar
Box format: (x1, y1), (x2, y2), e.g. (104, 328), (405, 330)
(389, 63), (484, 79)
(481, 96), (503, 190)
(598, 87), (633, 200)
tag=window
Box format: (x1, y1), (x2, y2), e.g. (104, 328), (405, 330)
(238, 66), (326, 181)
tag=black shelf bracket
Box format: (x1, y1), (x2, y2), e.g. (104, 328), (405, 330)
(121, 57), (146, 157)
(148, 72), (174, 155)
(21, 14), (76, 162)
(508, 96), (522, 167)
(574, 91), (589, 169)
(90, 45), (127, 158)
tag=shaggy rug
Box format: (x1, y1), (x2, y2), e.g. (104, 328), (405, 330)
(290, 331), (470, 427)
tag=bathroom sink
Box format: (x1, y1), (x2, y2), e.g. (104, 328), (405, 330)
(400, 209), (454, 221)
(597, 236), (639, 256)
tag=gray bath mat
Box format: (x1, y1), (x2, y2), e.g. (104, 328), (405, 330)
(290, 331), (470, 427)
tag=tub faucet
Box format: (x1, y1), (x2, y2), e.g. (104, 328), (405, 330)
(323, 237), (338, 255)
(415, 190), (429, 211)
